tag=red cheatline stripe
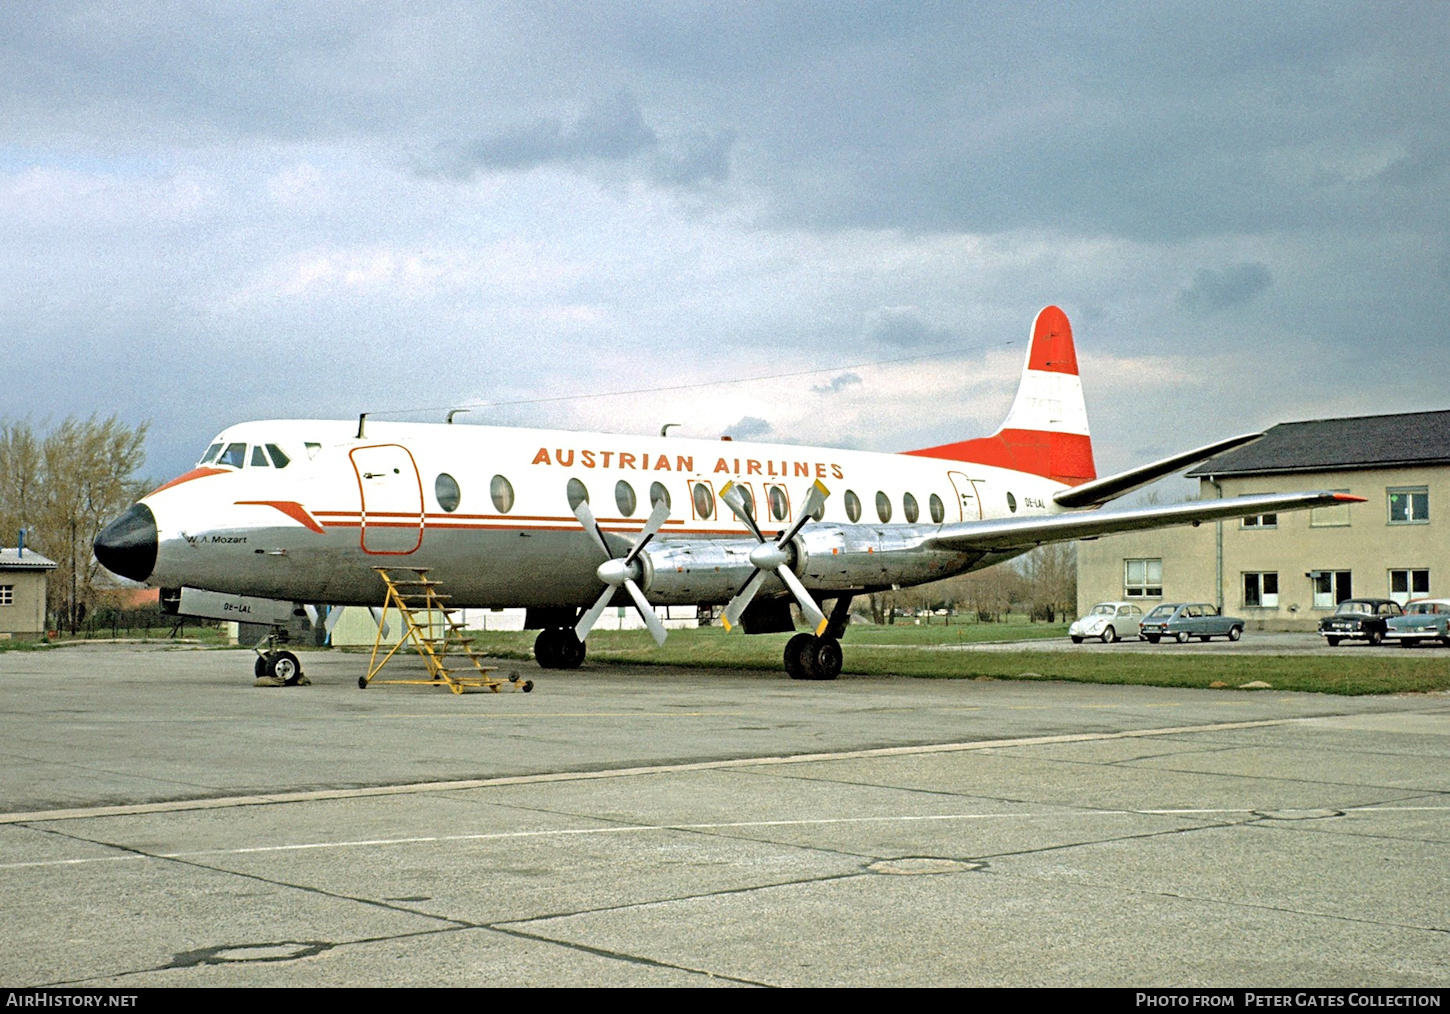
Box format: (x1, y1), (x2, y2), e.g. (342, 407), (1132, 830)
(148, 467), (227, 496)
(235, 501), (326, 533)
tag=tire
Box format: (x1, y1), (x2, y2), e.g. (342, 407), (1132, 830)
(267, 650), (302, 685)
(1146, 635), (1160, 644)
(254, 654), (269, 679)
(1070, 636), (1084, 644)
(1176, 631), (1190, 644)
(1325, 636), (1341, 647)
(564, 632), (586, 668)
(1101, 626), (1116, 644)
(1199, 635), (1211, 642)
(1228, 626), (1242, 642)
(535, 628), (584, 669)
(810, 637), (843, 681)
(1368, 629), (1383, 646)
(784, 633), (815, 680)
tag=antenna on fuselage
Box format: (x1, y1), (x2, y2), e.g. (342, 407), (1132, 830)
(660, 422), (681, 437)
(356, 413), (368, 439)
(447, 409), (470, 424)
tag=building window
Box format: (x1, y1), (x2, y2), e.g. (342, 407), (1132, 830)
(1388, 568), (1430, 605)
(1310, 491), (1352, 528)
(1241, 513), (1277, 529)
(1124, 558), (1163, 598)
(1388, 487), (1429, 525)
(1311, 570), (1352, 609)
(1244, 572), (1279, 608)
(0, 585), (12, 606)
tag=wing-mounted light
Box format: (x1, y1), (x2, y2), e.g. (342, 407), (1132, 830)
(572, 498), (672, 646)
(720, 479), (831, 635)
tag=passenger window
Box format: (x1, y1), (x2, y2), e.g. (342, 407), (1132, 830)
(266, 444), (290, 468)
(435, 473), (462, 512)
(875, 491), (892, 523)
(199, 442), (222, 465)
(768, 485), (789, 522)
(811, 501), (825, 522)
(1006, 491), (1018, 513)
(649, 481), (671, 510)
(903, 492), (919, 523)
(615, 480), (637, 517)
(491, 475), (515, 513)
(844, 490), (861, 523)
(692, 481), (714, 520)
(218, 443), (247, 468)
(736, 484), (755, 520)
(929, 493), (944, 524)
(251, 446), (270, 467)
(566, 478), (589, 511)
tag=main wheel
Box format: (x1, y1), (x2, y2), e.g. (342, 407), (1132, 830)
(1228, 626), (1242, 641)
(809, 637), (843, 681)
(784, 633), (815, 680)
(1101, 626), (1116, 644)
(535, 628), (586, 669)
(1175, 631), (1190, 644)
(267, 650), (302, 685)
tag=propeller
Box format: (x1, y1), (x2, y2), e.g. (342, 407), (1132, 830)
(572, 497), (672, 646)
(719, 479), (831, 635)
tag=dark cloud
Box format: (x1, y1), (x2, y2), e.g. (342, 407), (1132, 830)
(1177, 262), (1273, 312)
(430, 91), (657, 177)
(727, 416), (772, 440)
(866, 308), (953, 347)
(811, 372), (862, 395)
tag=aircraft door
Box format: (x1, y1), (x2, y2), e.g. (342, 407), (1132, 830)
(947, 471), (983, 521)
(350, 444), (424, 554)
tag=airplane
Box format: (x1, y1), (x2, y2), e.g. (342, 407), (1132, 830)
(93, 305), (1360, 683)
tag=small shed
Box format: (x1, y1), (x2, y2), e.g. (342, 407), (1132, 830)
(0, 547), (56, 639)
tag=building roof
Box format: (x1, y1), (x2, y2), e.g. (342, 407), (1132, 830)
(0, 548), (56, 570)
(1187, 409), (1450, 479)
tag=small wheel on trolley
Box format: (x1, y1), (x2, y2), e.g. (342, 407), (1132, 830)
(358, 676), (369, 689)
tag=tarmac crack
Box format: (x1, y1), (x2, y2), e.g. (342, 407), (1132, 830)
(484, 924), (773, 987)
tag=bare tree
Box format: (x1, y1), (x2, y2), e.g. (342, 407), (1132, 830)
(0, 416), (150, 631)
(1020, 542), (1077, 622)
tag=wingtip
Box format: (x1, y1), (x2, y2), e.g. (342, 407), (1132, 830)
(1332, 493), (1368, 503)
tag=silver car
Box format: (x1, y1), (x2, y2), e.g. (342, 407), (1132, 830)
(1138, 603), (1245, 644)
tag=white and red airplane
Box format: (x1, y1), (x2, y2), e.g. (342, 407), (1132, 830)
(94, 306), (1358, 682)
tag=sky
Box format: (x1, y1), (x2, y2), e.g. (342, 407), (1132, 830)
(2, 1), (1446, 490)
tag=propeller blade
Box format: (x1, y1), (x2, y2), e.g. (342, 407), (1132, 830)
(778, 479), (830, 546)
(720, 569), (766, 631)
(624, 498), (671, 565)
(775, 564), (829, 636)
(719, 480), (767, 543)
(572, 500), (612, 559)
(574, 584), (618, 643)
(623, 579), (669, 646)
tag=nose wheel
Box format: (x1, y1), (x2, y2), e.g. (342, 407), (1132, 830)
(784, 633), (843, 681)
(253, 631), (308, 686)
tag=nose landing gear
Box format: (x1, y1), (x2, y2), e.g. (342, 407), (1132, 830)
(254, 633), (308, 687)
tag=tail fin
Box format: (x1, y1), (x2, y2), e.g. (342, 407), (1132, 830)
(904, 305), (1096, 485)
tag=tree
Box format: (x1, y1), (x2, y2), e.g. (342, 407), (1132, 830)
(1020, 542), (1077, 622)
(0, 416), (150, 631)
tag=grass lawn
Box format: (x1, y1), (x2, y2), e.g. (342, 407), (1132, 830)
(461, 623), (1450, 697)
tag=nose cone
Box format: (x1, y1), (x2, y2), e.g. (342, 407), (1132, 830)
(94, 504), (158, 582)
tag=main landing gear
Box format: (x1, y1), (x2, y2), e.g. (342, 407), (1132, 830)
(534, 627), (586, 670)
(782, 595), (854, 681)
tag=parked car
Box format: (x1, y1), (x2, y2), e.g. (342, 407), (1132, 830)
(1317, 598), (1403, 646)
(1069, 602), (1145, 643)
(1138, 603), (1244, 643)
(1382, 599), (1450, 647)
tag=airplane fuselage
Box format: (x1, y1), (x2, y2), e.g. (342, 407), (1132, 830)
(136, 418), (1070, 608)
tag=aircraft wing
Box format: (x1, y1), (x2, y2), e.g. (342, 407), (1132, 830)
(1051, 432), (1264, 509)
(927, 491), (1362, 553)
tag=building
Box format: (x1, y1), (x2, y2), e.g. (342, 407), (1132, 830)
(0, 547), (57, 639)
(1077, 410), (1450, 630)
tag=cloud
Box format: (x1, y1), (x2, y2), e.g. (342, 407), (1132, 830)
(1177, 262), (1273, 312)
(811, 372), (862, 395)
(866, 307), (954, 347)
(727, 415), (773, 440)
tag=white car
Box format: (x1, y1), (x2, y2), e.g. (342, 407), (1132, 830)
(1069, 602), (1145, 644)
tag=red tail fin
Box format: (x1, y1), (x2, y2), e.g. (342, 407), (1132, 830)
(904, 306), (1095, 485)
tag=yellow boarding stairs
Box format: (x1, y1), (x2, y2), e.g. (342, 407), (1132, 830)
(361, 567), (534, 694)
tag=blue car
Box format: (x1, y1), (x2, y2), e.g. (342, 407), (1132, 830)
(1138, 603), (1245, 644)
(1383, 599), (1450, 648)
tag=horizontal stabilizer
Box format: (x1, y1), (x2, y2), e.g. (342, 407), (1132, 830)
(1051, 432), (1264, 509)
(929, 490), (1362, 553)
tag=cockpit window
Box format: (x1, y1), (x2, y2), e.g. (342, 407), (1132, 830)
(266, 444), (290, 468)
(199, 443), (222, 465)
(218, 443), (247, 468)
(250, 445), (270, 467)
(305, 442), (321, 460)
